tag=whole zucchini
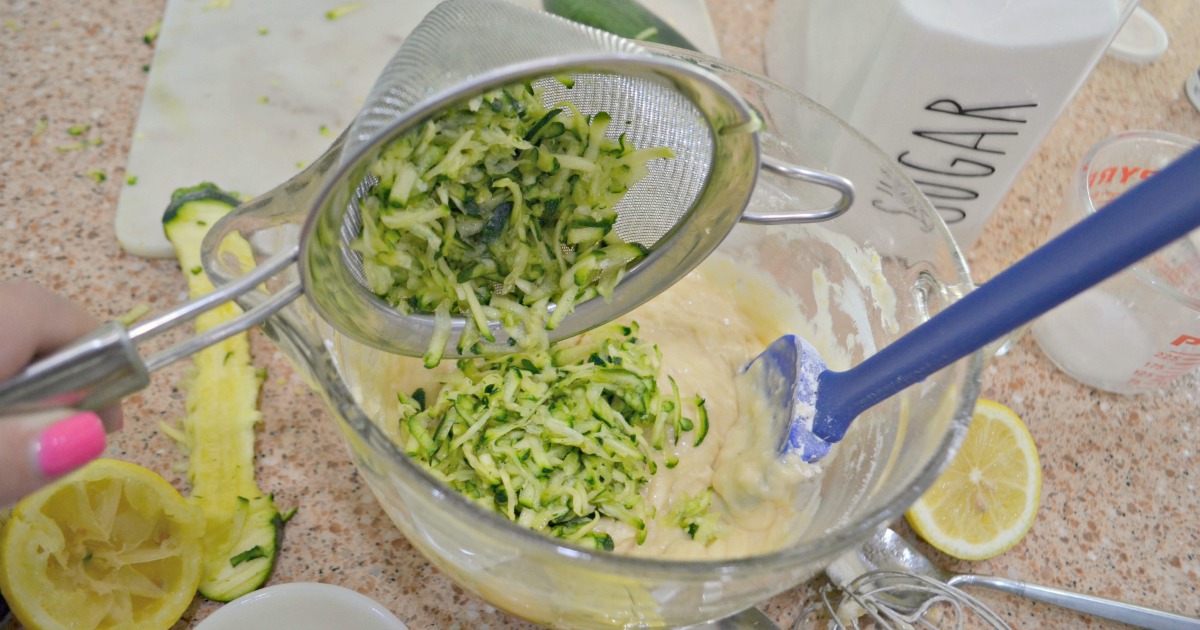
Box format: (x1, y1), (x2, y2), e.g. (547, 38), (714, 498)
(542, 0), (699, 50)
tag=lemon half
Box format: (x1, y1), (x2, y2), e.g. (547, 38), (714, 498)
(906, 399), (1042, 561)
(0, 458), (204, 630)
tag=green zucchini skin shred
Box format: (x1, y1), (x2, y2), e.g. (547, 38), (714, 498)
(162, 182), (241, 224)
(397, 321), (715, 548)
(353, 81), (673, 366)
(162, 183), (288, 602)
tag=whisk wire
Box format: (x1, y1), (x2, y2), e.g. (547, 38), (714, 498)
(794, 570), (1011, 630)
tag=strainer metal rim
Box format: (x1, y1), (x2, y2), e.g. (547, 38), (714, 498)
(297, 51), (761, 358)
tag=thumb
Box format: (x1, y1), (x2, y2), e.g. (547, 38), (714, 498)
(0, 410), (107, 508)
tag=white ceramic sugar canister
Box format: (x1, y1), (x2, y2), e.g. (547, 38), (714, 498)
(766, 0), (1139, 249)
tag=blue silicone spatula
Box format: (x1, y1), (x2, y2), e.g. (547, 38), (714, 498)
(741, 144), (1200, 462)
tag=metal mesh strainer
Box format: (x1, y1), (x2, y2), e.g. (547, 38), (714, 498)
(294, 0), (852, 357)
(344, 0), (715, 255)
(0, 0), (852, 413)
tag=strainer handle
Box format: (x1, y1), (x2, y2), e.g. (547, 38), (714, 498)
(0, 252), (300, 416)
(740, 155), (855, 224)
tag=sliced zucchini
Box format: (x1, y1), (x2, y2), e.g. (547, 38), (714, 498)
(162, 183), (287, 602)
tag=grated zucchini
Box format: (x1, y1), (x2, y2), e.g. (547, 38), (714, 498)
(397, 321), (711, 548)
(353, 81), (673, 366)
(162, 183), (287, 602)
(669, 488), (723, 545)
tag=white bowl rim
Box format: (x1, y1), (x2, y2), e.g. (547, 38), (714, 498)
(194, 582), (409, 630)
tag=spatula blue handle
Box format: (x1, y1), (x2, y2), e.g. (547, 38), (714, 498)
(813, 144), (1200, 443)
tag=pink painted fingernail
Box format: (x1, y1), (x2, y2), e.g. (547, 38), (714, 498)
(35, 412), (106, 478)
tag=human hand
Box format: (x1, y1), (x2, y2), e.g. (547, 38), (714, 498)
(0, 281), (122, 506)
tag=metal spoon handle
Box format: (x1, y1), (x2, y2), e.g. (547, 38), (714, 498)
(950, 574), (1200, 629)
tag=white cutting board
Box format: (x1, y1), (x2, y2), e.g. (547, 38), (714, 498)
(115, 0), (721, 258)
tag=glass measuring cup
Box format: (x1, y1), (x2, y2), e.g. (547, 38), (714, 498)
(1032, 130), (1200, 394)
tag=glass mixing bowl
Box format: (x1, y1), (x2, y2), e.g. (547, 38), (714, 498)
(204, 48), (981, 629)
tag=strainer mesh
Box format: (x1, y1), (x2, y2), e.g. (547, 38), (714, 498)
(344, 0), (714, 247)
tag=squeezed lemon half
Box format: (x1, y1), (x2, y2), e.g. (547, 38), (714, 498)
(0, 458), (204, 630)
(906, 399), (1042, 561)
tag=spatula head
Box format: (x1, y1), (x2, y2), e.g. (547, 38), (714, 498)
(737, 334), (831, 462)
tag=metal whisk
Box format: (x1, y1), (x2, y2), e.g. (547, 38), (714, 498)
(795, 570), (1010, 630)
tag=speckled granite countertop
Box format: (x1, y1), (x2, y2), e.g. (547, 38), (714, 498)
(2, 1), (1199, 628)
